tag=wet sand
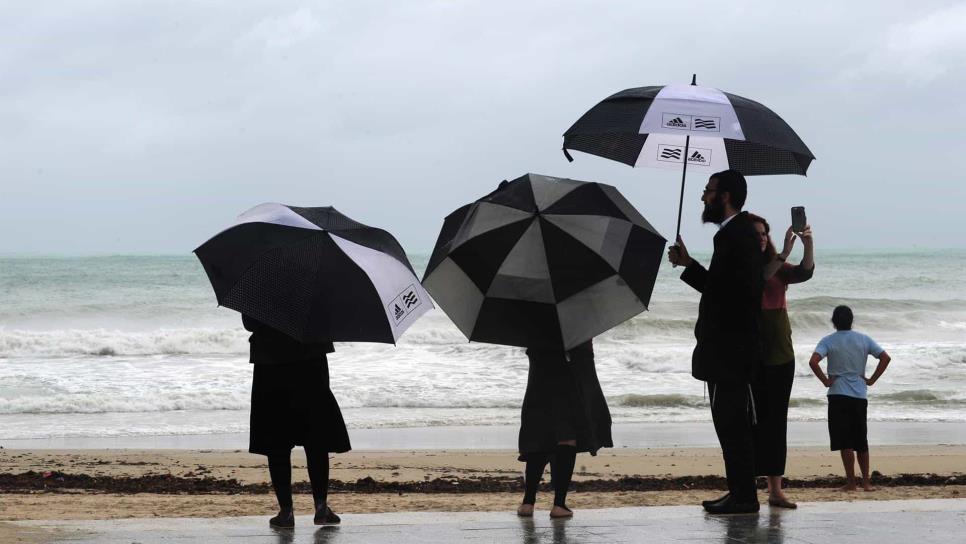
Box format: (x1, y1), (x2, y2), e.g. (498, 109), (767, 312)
(2, 445), (964, 521)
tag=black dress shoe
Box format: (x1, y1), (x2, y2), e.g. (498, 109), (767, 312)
(269, 510), (295, 529)
(703, 496), (759, 514)
(701, 492), (730, 508)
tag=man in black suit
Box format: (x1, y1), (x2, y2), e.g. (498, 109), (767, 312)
(668, 169), (764, 514)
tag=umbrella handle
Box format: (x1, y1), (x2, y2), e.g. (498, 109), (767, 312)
(671, 135), (691, 268)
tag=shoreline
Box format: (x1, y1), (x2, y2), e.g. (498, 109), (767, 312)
(5, 420), (966, 450)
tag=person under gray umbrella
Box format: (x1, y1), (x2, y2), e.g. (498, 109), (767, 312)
(517, 339), (612, 518)
(423, 174), (663, 517)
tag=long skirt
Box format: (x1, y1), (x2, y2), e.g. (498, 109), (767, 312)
(518, 343), (613, 461)
(249, 357), (351, 456)
(751, 360), (795, 476)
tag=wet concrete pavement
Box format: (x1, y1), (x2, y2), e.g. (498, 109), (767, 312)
(13, 498), (966, 543)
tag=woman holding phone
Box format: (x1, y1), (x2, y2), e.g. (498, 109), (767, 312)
(748, 213), (814, 508)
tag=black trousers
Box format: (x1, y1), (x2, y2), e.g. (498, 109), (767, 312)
(751, 361), (795, 476)
(709, 381), (757, 502)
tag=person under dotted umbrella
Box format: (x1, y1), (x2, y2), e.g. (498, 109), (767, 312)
(196, 203), (430, 529)
(242, 313), (348, 528)
(423, 174), (664, 517)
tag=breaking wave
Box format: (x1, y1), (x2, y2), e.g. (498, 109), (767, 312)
(0, 328), (249, 357)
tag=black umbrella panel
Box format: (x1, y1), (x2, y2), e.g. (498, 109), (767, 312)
(422, 174), (666, 351)
(195, 203), (431, 344)
(563, 79), (815, 241)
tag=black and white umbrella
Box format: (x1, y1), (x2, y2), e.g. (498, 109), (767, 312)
(195, 203), (431, 344)
(422, 173), (666, 351)
(563, 76), (815, 240)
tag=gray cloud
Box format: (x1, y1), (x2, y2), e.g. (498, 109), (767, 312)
(1, 0), (964, 255)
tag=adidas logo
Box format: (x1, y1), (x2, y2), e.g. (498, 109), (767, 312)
(687, 150), (708, 163)
(665, 117), (688, 128)
(660, 148), (682, 159)
(403, 291), (418, 308)
(694, 118), (717, 129)
(393, 304), (404, 320)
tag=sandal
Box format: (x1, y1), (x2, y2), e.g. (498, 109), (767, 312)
(768, 497), (798, 509)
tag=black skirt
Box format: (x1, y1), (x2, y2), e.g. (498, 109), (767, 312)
(518, 342), (613, 461)
(751, 360), (795, 476)
(249, 356), (352, 456)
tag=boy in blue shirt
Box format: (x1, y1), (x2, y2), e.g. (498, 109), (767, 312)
(809, 306), (891, 492)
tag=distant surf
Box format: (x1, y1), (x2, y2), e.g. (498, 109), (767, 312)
(2, 250), (965, 440)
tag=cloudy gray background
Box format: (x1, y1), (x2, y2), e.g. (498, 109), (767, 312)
(2, 0), (965, 255)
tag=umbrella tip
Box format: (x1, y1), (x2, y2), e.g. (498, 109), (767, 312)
(691, 74), (697, 85)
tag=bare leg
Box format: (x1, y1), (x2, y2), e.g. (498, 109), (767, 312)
(838, 449), (857, 491)
(767, 475), (785, 501)
(858, 451), (875, 491)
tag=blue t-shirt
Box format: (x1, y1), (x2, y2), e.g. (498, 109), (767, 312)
(814, 330), (884, 399)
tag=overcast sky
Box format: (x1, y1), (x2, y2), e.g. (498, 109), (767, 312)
(2, 0), (965, 255)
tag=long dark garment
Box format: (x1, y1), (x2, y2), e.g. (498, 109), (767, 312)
(267, 446), (331, 510)
(243, 314), (350, 518)
(244, 316), (351, 456)
(710, 381), (757, 503)
(518, 342), (613, 459)
(518, 341), (611, 508)
(249, 360), (352, 455)
(752, 360), (795, 476)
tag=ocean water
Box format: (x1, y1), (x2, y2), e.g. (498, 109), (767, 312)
(1, 250), (965, 441)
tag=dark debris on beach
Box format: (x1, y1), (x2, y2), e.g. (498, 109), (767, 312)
(1, 471), (964, 495)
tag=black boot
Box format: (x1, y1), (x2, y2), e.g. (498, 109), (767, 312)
(269, 508), (295, 529)
(314, 504), (341, 525)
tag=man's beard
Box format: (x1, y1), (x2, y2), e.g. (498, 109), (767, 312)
(701, 195), (726, 224)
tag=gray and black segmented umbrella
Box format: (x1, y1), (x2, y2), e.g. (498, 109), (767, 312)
(422, 173), (666, 351)
(195, 203), (431, 344)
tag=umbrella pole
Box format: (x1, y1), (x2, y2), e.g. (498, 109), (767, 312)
(674, 134), (691, 245)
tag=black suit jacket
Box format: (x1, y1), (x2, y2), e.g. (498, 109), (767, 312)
(680, 212), (764, 384)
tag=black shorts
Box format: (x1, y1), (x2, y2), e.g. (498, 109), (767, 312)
(827, 395), (868, 453)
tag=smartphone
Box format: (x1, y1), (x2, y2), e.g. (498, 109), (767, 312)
(791, 206), (807, 233)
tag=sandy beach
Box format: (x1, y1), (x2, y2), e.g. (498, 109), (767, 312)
(2, 445), (963, 523)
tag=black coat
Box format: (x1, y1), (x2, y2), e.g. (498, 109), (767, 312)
(680, 212), (765, 384)
(243, 315), (350, 456)
(243, 315), (333, 365)
(518, 341), (613, 460)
